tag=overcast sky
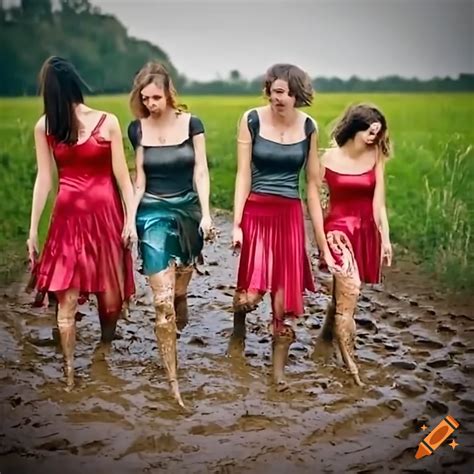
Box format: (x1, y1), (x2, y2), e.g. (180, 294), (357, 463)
(24, 0), (474, 80)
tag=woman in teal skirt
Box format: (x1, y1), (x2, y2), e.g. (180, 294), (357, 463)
(128, 62), (213, 408)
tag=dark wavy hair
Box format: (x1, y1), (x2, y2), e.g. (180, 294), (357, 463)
(38, 56), (90, 144)
(331, 103), (391, 157)
(263, 63), (314, 107)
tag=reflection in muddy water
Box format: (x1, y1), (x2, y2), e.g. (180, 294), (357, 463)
(1, 214), (473, 473)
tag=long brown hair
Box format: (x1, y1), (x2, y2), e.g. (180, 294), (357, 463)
(38, 56), (90, 144)
(332, 103), (391, 157)
(129, 62), (186, 118)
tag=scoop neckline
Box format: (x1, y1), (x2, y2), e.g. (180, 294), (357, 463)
(325, 164), (376, 176)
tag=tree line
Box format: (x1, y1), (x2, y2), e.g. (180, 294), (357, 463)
(1, 0), (473, 96)
(0, 0), (180, 96)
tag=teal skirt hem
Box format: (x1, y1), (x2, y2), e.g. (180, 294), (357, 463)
(136, 191), (203, 275)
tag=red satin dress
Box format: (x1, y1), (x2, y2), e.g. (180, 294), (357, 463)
(34, 114), (135, 313)
(324, 166), (382, 283)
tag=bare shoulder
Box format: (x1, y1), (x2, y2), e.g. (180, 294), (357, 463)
(300, 110), (317, 127)
(242, 106), (261, 120)
(101, 112), (122, 135)
(237, 108), (256, 128)
(321, 147), (339, 167)
(102, 112), (119, 127)
(178, 111), (193, 126)
(34, 115), (46, 132)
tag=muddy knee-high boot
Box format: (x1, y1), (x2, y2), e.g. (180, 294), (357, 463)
(155, 302), (184, 408)
(312, 301), (337, 362)
(272, 324), (295, 391)
(334, 276), (362, 386)
(313, 280), (341, 362)
(321, 281), (337, 343)
(228, 291), (263, 357)
(57, 305), (76, 390)
(155, 316), (183, 407)
(174, 266), (193, 332)
(227, 310), (247, 357)
(174, 295), (189, 332)
(99, 312), (119, 344)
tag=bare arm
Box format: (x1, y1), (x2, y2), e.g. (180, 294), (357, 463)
(306, 130), (331, 256)
(193, 133), (211, 219)
(29, 117), (54, 242)
(109, 114), (135, 224)
(233, 112), (252, 228)
(132, 146), (146, 215)
(373, 152), (391, 244)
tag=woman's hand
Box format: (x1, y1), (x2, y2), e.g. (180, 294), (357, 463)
(322, 247), (338, 274)
(200, 215), (217, 242)
(26, 233), (39, 267)
(382, 239), (393, 267)
(122, 220), (138, 248)
(231, 224), (243, 255)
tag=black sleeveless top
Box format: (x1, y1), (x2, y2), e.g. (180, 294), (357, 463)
(127, 115), (205, 197)
(247, 110), (317, 199)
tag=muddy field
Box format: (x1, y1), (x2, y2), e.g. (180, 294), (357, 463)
(0, 213), (473, 474)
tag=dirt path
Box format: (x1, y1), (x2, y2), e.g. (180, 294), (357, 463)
(0, 212), (473, 474)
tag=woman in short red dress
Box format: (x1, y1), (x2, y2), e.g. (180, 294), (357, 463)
(315, 103), (392, 386)
(27, 56), (136, 389)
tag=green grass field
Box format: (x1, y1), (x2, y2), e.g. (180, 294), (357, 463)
(0, 94), (472, 290)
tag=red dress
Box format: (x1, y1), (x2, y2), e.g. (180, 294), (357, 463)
(34, 114), (135, 309)
(324, 166), (382, 283)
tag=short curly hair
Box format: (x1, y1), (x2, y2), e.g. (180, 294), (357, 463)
(263, 63), (314, 107)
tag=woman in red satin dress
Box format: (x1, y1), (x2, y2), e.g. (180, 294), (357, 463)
(314, 104), (392, 386)
(27, 56), (136, 390)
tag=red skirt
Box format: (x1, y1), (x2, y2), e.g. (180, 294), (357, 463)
(32, 192), (135, 311)
(236, 192), (315, 316)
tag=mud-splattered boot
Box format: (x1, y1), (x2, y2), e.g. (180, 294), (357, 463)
(155, 317), (184, 408)
(272, 325), (295, 392)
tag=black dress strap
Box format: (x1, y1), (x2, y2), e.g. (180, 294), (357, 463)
(247, 109), (260, 141)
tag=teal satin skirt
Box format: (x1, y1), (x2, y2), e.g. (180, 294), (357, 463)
(136, 191), (203, 275)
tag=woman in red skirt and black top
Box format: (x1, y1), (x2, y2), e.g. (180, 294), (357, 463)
(231, 64), (336, 390)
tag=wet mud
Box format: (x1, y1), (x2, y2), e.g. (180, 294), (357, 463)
(0, 212), (473, 473)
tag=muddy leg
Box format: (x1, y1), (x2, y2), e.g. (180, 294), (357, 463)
(312, 279), (338, 362)
(174, 265), (193, 332)
(272, 324), (295, 391)
(96, 290), (124, 344)
(56, 289), (79, 390)
(52, 301), (60, 345)
(271, 288), (296, 390)
(149, 266), (184, 408)
(334, 275), (362, 385)
(327, 231), (363, 386)
(228, 290), (263, 357)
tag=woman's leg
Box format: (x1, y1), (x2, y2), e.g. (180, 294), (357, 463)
(55, 288), (80, 390)
(149, 264), (184, 407)
(271, 287), (295, 391)
(312, 280), (341, 363)
(174, 265), (194, 332)
(96, 289), (124, 344)
(326, 231), (363, 386)
(228, 289), (263, 356)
